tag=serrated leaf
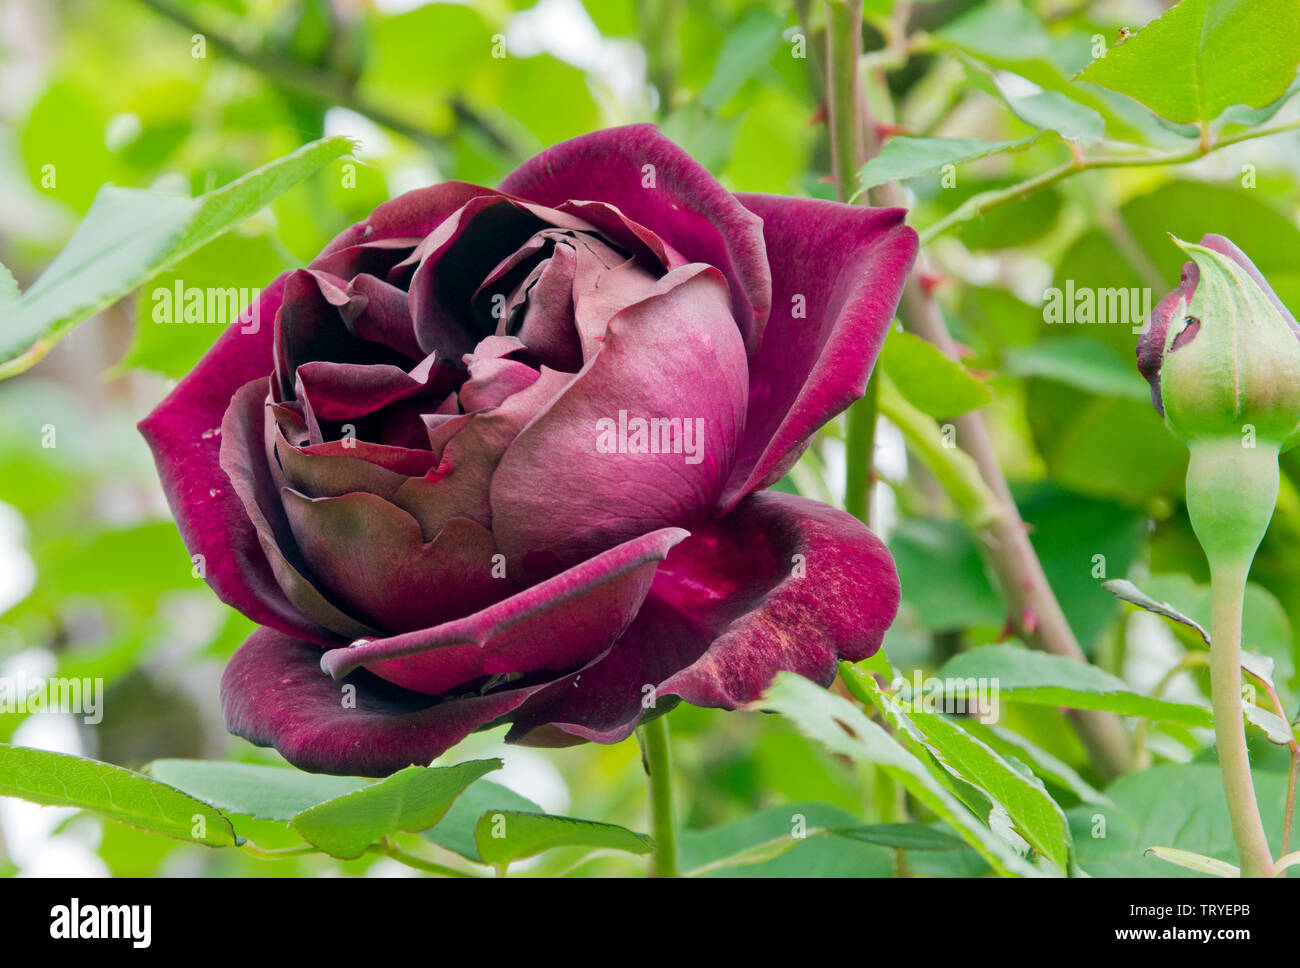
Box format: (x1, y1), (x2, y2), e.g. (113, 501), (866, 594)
(0, 263), (17, 310)
(968, 722), (1113, 807)
(423, 779), (542, 863)
(1144, 846), (1239, 877)
(843, 663), (1072, 873)
(764, 672), (1043, 876)
(0, 744), (235, 846)
(1076, 0), (1300, 125)
(935, 644), (1214, 726)
(474, 811), (653, 873)
(290, 758), (501, 859)
(855, 135), (1037, 195)
(909, 711), (1073, 872)
(881, 329), (992, 417)
(147, 759), (368, 821)
(1103, 578), (1210, 643)
(0, 135), (354, 379)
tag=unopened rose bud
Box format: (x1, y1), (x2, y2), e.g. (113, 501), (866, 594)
(1137, 233), (1300, 448)
(1138, 233), (1300, 571)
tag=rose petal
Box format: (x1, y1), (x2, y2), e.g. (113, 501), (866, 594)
(505, 491), (899, 743)
(139, 275), (340, 645)
(392, 367), (572, 537)
(282, 491), (508, 634)
(319, 526), (689, 696)
(718, 194), (917, 511)
(489, 264), (747, 577)
(500, 124), (772, 356)
(340, 273), (424, 360)
(220, 379), (376, 640)
(221, 627), (541, 777)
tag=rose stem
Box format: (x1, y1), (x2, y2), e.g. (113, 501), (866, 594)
(805, 0), (1135, 779)
(823, 0), (879, 526)
(1208, 561), (1276, 877)
(638, 715), (679, 877)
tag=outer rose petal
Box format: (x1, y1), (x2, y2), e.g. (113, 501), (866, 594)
(139, 274), (336, 646)
(319, 526), (690, 696)
(499, 124), (772, 356)
(719, 194), (917, 511)
(504, 491), (899, 744)
(221, 627), (544, 776)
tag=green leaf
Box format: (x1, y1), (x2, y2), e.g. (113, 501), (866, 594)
(146, 759), (368, 821)
(1103, 578), (1211, 642)
(855, 135), (1037, 194)
(698, 7), (785, 112)
(1217, 76), (1300, 129)
(964, 60), (1105, 145)
(0, 744), (236, 846)
(676, 802), (894, 877)
(1004, 339), (1151, 402)
(880, 329), (992, 418)
(967, 722), (1113, 807)
(845, 664), (1073, 873)
(1076, 0), (1300, 125)
(290, 759), (501, 859)
(834, 823), (968, 851)
(1070, 764), (1294, 876)
(474, 811), (654, 873)
(1001, 91), (1105, 146)
(1143, 846), (1239, 877)
(933, 4), (1146, 143)
(764, 672), (1043, 876)
(0, 262), (17, 311)
(422, 779), (542, 862)
(1139, 573), (1297, 693)
(0, 135), (354, 379)
(935, 644), (1214, 726)
(1243, 703), (1297, 745)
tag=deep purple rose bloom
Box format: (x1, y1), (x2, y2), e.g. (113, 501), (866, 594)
(140, 126), (917, 776)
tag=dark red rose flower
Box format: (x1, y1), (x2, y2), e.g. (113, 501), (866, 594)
(139, 125), (917, 776)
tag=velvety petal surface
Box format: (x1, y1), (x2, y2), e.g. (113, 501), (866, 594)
(221, 627), (542, 777)
(719, 194), (917, 511)
(319, 526), (689, 696)
(489, 264), (748, 577)
(504, 491), (899, 744)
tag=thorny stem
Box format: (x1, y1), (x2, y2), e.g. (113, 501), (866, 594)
(638, 714), (679, 878)
(796, 0), (1135, 778)
(824, 0), (878, 525)
(1255, 670), (1298, 857)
